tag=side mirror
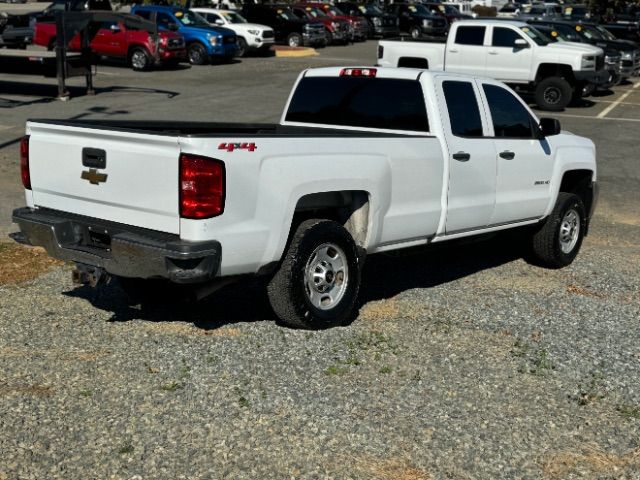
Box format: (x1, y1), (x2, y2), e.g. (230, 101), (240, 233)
(110, 24), (121, 32)
(215, 19), (224, 25)
(514, 38), (529, 48)
(539, 117), (561, 136)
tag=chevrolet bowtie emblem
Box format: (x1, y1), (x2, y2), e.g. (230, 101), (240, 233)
(81, 168), (108, 185)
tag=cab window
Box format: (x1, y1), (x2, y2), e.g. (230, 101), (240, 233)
(455, 26), (485, 46)
(482, 84), (538, 138)
(492, 27), (524, 47)
(442, 81), (483, 137)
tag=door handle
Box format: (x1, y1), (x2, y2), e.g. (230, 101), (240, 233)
(452, 152), (470, 162)
(499, 150), (515, 160)
(488, 50), (498, 55)
(448, 48), (459, 53)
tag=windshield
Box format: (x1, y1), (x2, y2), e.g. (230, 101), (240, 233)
(174, 10), (210, 27)
(325, 6), (344, 16)
(595, 25), (617, 40)
(544, 28), (570, 41)
(580, 25), (604, 39)
(520, 26), (549, 45)
(277, 8), (299, 21)
(358, 4), (383, 15)
(406, 4), (430, 15)
(222, 11), (247, 23)
(304, 7), (328, 18)
(528, 6), (546, 14)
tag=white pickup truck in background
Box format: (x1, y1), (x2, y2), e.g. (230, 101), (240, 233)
(13, 67), (597, 329)
(377, 20), (610, 110)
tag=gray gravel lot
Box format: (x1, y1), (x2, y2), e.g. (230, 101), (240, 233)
(1, 42), (640, 479)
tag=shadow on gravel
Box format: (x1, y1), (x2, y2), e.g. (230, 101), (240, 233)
(63, 230), (531, 330)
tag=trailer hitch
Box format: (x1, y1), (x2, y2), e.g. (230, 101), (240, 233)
(72, 263), (110, 287)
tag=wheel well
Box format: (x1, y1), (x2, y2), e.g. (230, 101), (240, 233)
(560, 169), (594, 218)
(128, 44), (148, 56)
(535, 63), (575, 84)
(398, 57), (429, 69)
(290, 191), (370, 250)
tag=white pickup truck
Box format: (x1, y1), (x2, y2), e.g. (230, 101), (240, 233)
(13, 67), (598, 329)
(377, 20), (610, 111)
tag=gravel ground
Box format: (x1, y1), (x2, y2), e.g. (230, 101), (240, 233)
(1, 43), (640, 479)
(1, 218), (639, 479)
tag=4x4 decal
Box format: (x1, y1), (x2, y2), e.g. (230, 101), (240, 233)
(218, 142), (257, 152)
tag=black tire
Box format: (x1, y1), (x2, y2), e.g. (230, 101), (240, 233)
(287, 33), (302, 48)
(267, 219), (361, 329)
(410, 26), (422, 39)
(325, 29), (333, 45)
(236, 37), (248, 57)
(129, 47), (152, 71)
(188, 42), (208, 65)
(47, 38), (56, 51)
(531, 192), (586, 268)
(535, 76), (572, 111)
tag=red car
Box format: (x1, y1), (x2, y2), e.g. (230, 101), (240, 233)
(291, 4), (352, 44)
(306, 2), (368, 41)
(33, 19), (187, 71)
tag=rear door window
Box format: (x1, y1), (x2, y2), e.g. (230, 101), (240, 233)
(286, 76), (430, 132)
(455, 26), (485, 45)
(442, 80), (483, 137)
(482, 84), (537, 138)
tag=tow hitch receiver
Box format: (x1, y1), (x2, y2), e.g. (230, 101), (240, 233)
(72, 263), (109, 287)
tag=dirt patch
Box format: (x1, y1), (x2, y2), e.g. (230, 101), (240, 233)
(141, 322), (243, 337)
(566, 284), (607, 299)
(541, 444), (640, 478)
(347, 455), (432, 480)
(0, 347), (111, 362)
(0, 243), (63, 285)
(359, 299), (401, 322)
(0, 383), (54, 397)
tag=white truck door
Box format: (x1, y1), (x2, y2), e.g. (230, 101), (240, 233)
(436, 78), (497, 233)
(478, 81), (554, 225)
(485, 25), (534, 82)
(446, 25), (488, 76)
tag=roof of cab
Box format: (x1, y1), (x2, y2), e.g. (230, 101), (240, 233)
(302, 66), (500, 83)
(456, 19), (528, 27)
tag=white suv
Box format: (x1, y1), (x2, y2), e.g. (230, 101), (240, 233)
(193, 8), (275, 57)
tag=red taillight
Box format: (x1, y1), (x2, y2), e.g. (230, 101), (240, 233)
(340, 67), (377, 77)
(180, 153), (225, 219)
(20, 135), (30, 190)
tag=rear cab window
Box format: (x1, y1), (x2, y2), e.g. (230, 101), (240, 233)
(285, 76), (430, 132)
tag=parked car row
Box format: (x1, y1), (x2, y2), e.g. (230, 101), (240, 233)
(378, 18), (639, 111)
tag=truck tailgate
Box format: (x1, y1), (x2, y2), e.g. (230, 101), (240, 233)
(27, 121), (181, 234)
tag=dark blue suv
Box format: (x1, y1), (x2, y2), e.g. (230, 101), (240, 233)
(132, 5), (237, 64)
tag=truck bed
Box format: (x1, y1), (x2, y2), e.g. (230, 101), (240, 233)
(29, 119), (414, 137)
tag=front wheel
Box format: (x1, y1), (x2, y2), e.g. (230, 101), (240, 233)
(236, 37), (248, 57)
(535, 76), (572, 111)
(188, 42), (208, 65)
(287, 33), (302, 47)
(267, 219), (361, 329)
(410, 26), (422, 39)
(129, 47), (152, 71)
(531, 192), (586, 268)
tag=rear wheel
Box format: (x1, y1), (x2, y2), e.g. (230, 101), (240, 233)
(535, 76), (572, 111)
(287, 32), (302, 47)
(188, 42), (208, 65)
(267, 219), (361, 329)
(410, 26), (422, 39)
(129, 47), (152, 71)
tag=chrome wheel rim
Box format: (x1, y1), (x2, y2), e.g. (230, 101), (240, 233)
(131, 50), (147, 70)
(544, 86), (561, 105)
(288, 36), (300, 47)
(559, 208), (580, 254)
(304, 243), (349, 311)
(189, 46), (204, 64)
(411, 28), (420, 38)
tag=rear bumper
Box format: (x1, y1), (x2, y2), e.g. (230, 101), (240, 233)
(12, 207), (221, 284)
